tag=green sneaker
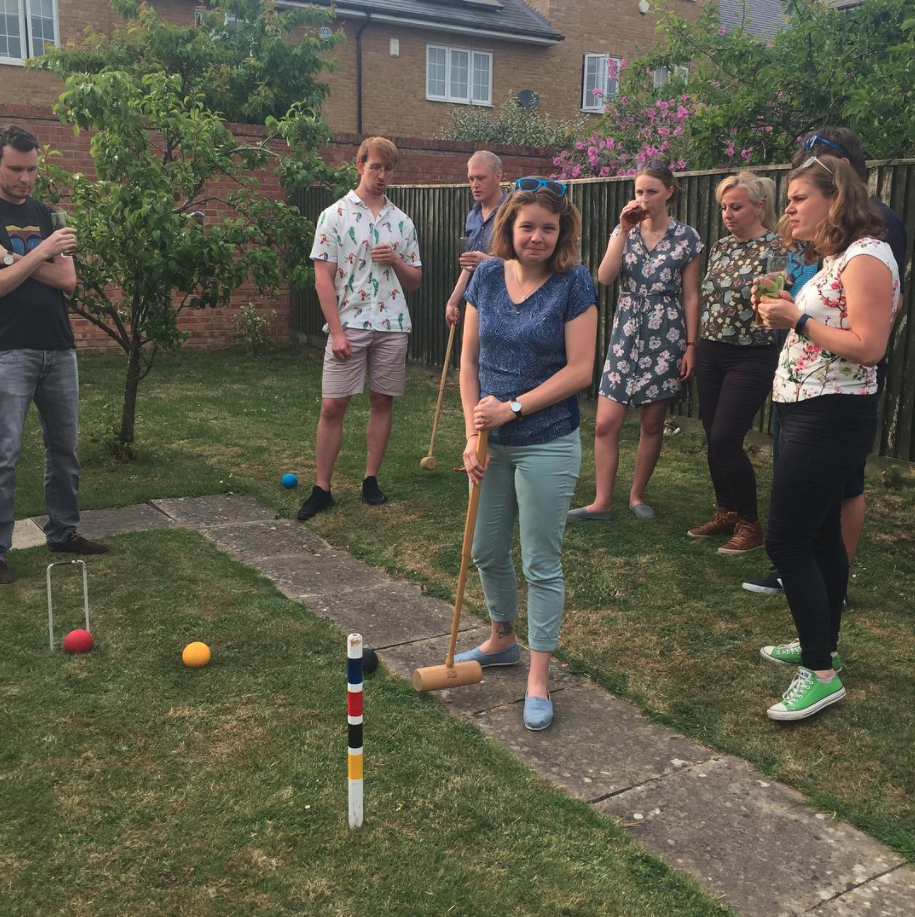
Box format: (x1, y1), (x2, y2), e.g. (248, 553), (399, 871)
(760, 639), (842, 672)
(767, 668), (846, 721)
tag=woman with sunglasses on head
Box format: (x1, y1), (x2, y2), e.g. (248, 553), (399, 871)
(454, 177), (598, 731)
(755, 155), (900, 721)
(686, 172), (784, 555)
(569, 161), (702, 522)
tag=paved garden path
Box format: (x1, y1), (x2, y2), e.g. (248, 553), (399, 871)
(13, 495), (915, 917)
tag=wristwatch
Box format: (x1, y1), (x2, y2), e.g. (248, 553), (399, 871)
(1, 252), (13, 267)
(509, 399), (523, 421)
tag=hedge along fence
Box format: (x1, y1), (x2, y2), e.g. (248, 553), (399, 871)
(293, 161), (915, 463)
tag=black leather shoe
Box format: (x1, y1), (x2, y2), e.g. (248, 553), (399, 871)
(47, 533), (110, 555)
(297, 485), (334, 520)
(0, 560), (12, 585)
(362, 476), (388, 506)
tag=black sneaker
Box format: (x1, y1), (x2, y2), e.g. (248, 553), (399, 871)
(47, 532), (111, 555)
(742, 571), (783, 595)
(362, 476), (388, 506)
(0, 560), (11, 585)
(297, 486), (334, 520)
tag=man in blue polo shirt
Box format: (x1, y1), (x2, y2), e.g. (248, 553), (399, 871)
(445, 151), (506, 327)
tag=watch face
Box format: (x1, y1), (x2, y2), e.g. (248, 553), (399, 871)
(2, 254), (13, 266)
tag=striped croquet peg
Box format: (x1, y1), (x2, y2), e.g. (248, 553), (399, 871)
(347, 633), (364, 828)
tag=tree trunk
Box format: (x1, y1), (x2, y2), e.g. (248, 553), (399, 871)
(119, 343), (142, 445)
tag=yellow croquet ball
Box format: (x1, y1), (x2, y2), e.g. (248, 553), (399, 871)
(182, 641), (211, 668)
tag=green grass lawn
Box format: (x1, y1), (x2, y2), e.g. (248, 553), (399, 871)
(3, 530), (732, 917)
(13, 348), (915, 866)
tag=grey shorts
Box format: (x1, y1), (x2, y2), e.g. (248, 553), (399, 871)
(322, 329), (409, 399)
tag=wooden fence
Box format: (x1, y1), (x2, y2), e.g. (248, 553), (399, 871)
(293, 162), (915, 463)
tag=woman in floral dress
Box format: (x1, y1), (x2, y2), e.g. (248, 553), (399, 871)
(569, 162), (702, 522)
(756, 155), (899, 722)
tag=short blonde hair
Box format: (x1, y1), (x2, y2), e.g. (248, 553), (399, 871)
(356, 137), (399, 169)
(716, 172), (778, 231)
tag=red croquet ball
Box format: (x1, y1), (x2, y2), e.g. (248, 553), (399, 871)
(63, 629), (94, 654)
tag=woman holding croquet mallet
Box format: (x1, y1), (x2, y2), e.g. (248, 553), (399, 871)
(755, 155), (900, 721)
(454, 177), (597, 731)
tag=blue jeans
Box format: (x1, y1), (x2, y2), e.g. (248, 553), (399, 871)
(0, 349), (81, 561)
(472, 430), (581, 652)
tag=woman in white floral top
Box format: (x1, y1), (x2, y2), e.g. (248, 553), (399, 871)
(755, 155), (900, 723)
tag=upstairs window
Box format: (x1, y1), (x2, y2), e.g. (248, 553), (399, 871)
(1, 0), (58, 65)
(426, 44), (493, 106)
(653, 65), (689, 89)
(582, 54), (621, 112)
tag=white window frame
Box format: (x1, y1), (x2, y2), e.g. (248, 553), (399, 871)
(1, 0), (59, 67)
(426, 44), (493, 106)
(582, 53), (621, 113)
(652, 65), (689, 89)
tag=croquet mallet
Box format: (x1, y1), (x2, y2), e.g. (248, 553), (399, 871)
(420, 323), (457, 470)
(413, 430), (488, 692)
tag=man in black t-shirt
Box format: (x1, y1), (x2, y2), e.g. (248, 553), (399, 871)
(0, 125), (109, 586)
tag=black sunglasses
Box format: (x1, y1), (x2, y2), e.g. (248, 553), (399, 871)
(802, 135), (847, 157)
(644, 159), (670, 172)
(513, 177), (568, 197)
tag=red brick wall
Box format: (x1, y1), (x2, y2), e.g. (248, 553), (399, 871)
(1, 105), (555, 351)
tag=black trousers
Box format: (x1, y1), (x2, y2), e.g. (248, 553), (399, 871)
(697, 340), (779, 522)
(765, 394), (878, 671)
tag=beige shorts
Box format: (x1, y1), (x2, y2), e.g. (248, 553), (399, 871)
(322, 329), (410, 399)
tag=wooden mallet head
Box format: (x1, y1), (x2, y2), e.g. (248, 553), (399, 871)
(420, 455), (438, 470)
(412, 659), (483, 692)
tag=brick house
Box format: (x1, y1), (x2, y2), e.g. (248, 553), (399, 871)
(3, 1), (707, 137)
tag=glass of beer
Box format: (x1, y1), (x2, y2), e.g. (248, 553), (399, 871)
(51, 210), (73, 258)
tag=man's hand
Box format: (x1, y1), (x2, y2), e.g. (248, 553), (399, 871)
(370, 243), (397, 266)
(458, 251), (489, 271)
(330, 330), (353, 361)
(445, 302), (462, 327)
(36, 228), (77, 260)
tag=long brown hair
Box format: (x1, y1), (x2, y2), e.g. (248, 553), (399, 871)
(489, 186), (582, 273)
(779, 155), (884, 261)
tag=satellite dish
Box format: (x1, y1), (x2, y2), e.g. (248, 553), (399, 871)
(319, 26), (333, 40)
(517, 89), (540, 109)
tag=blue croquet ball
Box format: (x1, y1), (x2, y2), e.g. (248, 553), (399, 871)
(281, 473), (298, 489)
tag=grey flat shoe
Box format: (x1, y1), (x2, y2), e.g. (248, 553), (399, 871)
(567, 506), (613, 521)
(629, 503), (655, 520)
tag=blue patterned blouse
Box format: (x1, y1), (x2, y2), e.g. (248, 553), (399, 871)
(464, 259), (597, 446)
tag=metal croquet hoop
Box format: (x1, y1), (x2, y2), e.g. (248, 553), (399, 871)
(46, 560), (90, 650)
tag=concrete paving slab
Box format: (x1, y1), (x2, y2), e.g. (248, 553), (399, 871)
(378, 630), (584, 717)
(598, 756), (905, 917)
(303, 581), (466, 647)
(200, 519), (327, 562)
(151, 495), (276, 527)
(475, 680), (714, 803)
(244, 550), (387, 601)
(31, 504), (175, 539)
(11, 518), (45, 550)
(808, 865), (915, 917)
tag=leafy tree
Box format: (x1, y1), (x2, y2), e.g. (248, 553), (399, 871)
(31, 0), (350, 450)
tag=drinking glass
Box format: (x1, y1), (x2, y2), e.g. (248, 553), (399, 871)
(755, 253), (790, 325)
(51, 210), (73, 258)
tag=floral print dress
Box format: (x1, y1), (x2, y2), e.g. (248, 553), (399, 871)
(599, 219), (703, 405)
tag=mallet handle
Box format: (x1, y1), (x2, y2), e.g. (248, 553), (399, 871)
(426, 323), (456, 459)
(445, 429), (488, 667)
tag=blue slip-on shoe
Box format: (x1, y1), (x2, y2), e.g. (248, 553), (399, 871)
(453, 643), (521, 667)
(567, 506), (613, 521)
(629, 502), (656, 520)
(523, 692), (554, 731)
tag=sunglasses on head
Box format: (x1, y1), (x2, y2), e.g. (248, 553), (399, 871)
(802, 135), (847, 157)
(644, 159), (669, 172)
(801, 155), (833, 175)
(513, 177), (568, 197)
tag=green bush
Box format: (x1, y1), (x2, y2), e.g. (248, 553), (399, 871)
(439, 94), (586, 149)
(231, 304), (278, 355)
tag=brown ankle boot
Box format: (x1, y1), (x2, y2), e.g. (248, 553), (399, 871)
(718, 518), (765, 555)
(687, 507), (738, 539)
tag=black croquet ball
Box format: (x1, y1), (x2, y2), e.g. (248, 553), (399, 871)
(363, 648), (379, 675)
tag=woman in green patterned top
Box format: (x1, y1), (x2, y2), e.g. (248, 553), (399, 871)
(688, 172), (782, 555)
